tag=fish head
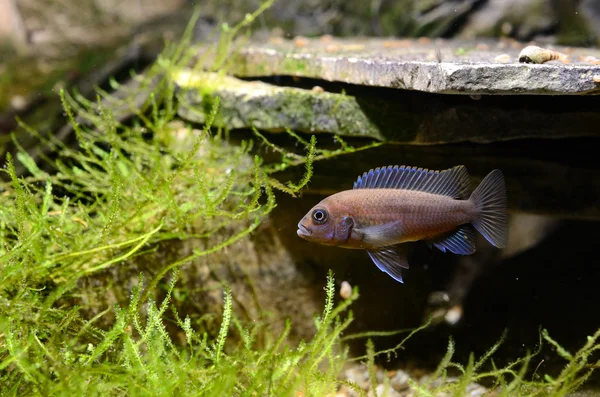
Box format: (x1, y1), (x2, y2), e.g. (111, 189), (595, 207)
(297, 197), (354, 246)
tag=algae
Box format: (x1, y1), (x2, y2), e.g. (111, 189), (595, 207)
(174, 70), (384, 139)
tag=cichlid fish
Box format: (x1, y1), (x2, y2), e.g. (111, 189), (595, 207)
(296, 165), (508, 283)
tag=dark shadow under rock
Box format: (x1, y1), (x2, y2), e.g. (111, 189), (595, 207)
(265, 135), (600, 220)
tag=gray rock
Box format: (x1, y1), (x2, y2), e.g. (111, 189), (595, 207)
(389, 370), (410, 391)
(221, 37), (600, 95)
(175, 67), (600, 145)
(175, 71), (383, 139)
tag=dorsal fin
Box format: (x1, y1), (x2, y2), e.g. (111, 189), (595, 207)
(353, 165), (471, 199)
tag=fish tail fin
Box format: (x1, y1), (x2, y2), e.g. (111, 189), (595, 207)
(469, 169), (508, 248)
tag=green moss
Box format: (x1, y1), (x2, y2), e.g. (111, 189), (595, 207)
(0, 8), (368, 394)
(0, 38), (354, 397)
(174, 70), (384, 140)
(280, 56), (316, 76)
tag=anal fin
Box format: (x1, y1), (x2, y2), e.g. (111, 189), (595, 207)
(367, 248), (409, 283)
(431, 224), (476, 255)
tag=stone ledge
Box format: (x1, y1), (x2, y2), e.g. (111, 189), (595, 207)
(174, 69), (600, 144)
(223, 37), (600, 95)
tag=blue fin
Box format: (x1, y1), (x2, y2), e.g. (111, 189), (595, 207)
(367, 248), (408, 283)
(356, 220), (403, 248)
(431, 224), (476, 255)
(353, 165), (471, 199)
(469, 169), (508, 248)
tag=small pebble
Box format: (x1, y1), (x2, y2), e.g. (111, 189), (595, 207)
(390, 370), (410, 391)
(382, 39), (413, 48)
(494, 54), (511, 63)
(372, 384), (402, 397)
(337, 363), (489, 397)
(593, 75), (600, 83)
(340, 281), (352, 299)
(294, 36), (308, 47)
(311, 85), (325, 93)
(445, 305), (463, 325)
(270, 27), (284, 38)
(10, 95), (27, 110)
(344, 364), (370, 390)
(501, 22), (513, 35)
(579, 55), (600, 64)
(269, 36), (284, 44)
(428, 291), (450, 305)
(341, 44), (365, 51)
(375, 368), (386, 383)
(466, 383), (489, 396)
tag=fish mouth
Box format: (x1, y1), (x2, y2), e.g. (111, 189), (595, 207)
(297, 222), (312, 238)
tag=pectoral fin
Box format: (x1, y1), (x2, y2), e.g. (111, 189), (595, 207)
(367, 248), (409, 283)
(356, 220), (403, 248)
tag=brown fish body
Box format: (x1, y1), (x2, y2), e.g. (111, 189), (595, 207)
(321, 189), (477, 250)
(297, 165), (508, 283)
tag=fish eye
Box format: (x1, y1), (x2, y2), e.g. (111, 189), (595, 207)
(311, 208), (328, 224)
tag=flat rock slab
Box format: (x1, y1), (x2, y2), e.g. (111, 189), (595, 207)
(174, 70), (383, 139)
(225, 37), (600, 95)
(174, 69), (600, 144)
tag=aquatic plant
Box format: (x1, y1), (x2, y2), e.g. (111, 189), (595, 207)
(0, 262), (361, 395)
(0, 7), (372, 395)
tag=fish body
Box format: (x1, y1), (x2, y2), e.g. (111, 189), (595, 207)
(297, 165), (508, 283)
(303, 188), (477, 249)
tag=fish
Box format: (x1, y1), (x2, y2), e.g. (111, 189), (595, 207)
(296, 165), (508, 283)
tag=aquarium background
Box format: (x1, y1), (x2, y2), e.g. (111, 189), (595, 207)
(1, 1), (600, 396)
